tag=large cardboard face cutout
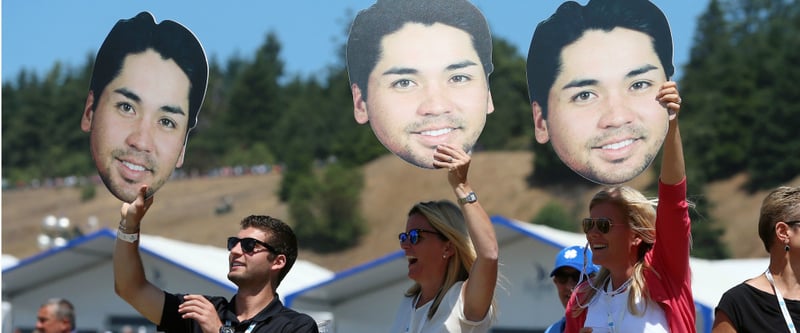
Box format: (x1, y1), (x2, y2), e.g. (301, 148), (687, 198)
(80, 12), (208, 202)
(527, 0), (674, 185)
(346, 0), (495, 169)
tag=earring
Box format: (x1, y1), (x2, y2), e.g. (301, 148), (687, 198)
(786, 244), (791, 252)
(442, 254), (447, 259)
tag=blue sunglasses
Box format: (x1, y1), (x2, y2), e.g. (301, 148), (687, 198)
(399, 228), (443, 245)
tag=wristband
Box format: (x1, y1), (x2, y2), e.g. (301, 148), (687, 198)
(117, 230), (139, 243)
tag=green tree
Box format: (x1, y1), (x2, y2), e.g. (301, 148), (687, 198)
(681, 0), (755, 184)
(320, 64), (386, 167)
(687, 196), (730, 259)
(528, 143), (588, 187)
(743, 0), (800, 190)
(680, 0), (800, 190)
(274, 77), (323, 201)
(290, 163), (367, 253)
(182, 57), (244, 174)
(223, 32), (285, 165)
(2, 56), (94, 184)
(479, 38), (532, 150)
(531, 201), (577, 232)
(653, 147), (731, 259)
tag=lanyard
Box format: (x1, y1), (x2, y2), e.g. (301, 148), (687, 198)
(605, 306), (623, 333)
(603, 279), (631, 333)
(766, 270), (798, 333)
(225, 320), (257, 333)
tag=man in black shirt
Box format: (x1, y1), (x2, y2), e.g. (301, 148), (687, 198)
(114, 185), (319, 333)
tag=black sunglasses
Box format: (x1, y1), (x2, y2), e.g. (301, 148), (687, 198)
(553, 271), (582, 285)
(785, 221), (800, 227)
(582, 217), (616, 234)
(227, 237), (279, 254)
(399, 229), (442, 245)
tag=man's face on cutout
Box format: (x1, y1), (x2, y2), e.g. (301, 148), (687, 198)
(81, 49), (191, 202)
(533, 27), (669, 185)
(352, 22), (494, 169)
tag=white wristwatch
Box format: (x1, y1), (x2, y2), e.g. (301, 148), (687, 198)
(117, 230), (139, 243)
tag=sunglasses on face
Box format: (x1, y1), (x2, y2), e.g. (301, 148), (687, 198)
(227, 237), (279, 254)
(553, 271), (582, 285)
(398, 228), (442, 245)
(582, 217), (617, 234)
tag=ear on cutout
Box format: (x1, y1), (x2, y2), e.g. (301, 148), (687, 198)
(81, 91), (96, 132)
(486, 91), (495, 115)
(175, 143), (187, 168)
(352, 83), (369, 125)
(532, 101), (550, 144)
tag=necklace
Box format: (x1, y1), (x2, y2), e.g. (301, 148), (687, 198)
(603, 276), (632, 297)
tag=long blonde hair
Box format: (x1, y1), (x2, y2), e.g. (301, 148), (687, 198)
(573, 186), (659, 317)
(404, 200), (475, 319)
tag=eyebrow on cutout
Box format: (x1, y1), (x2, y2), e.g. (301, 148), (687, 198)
(161, 105), (186, 117)
(113, 87), (186, 116)
(560, 64), (661, 90)
(561, 78), (598, 90)
(625, 64), (659, 78)
(114, 88), (142, 103)
(445, 60), (478, 72)
(381, 60), (479, 76)
(382, 67), (417, 76)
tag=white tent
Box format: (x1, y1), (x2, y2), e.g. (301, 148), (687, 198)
(2, 229), (333, 333)
(285, 216), (768, 333)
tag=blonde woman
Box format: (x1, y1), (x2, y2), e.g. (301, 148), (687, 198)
(390, 143), (498, 333)
(564, 82), (693, 333)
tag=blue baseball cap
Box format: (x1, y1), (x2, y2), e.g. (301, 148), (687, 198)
(550, 245), (599, 277)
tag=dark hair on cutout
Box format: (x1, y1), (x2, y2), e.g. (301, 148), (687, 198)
(89, 11), (208, 132)
(346, 0), (493, 101)
(526, 0), (673, 118)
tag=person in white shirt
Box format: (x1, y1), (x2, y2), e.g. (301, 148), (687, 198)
(390, 143), (498, 333)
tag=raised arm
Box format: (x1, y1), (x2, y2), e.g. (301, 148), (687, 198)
(434, 143), (498, 321)
(658, 81), (685, 185)
(113, 185), (166, 324)
(653, 81), (692, 287)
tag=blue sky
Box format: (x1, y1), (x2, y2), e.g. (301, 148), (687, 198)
(2, 1), (709, 83)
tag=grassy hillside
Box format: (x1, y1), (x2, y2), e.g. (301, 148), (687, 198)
(2, 151), (790, 271)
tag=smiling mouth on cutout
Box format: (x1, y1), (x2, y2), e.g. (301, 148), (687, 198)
(121, 160), (148, 172)
(599, 138), (636, 150)
(115, 157), (155, 184)
(412, 126), (461, 148)
(589, 135), (646, 163)
(418, 128), (453, 137)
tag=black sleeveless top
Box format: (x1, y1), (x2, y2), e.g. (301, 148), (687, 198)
(716, 282), (800, 332)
